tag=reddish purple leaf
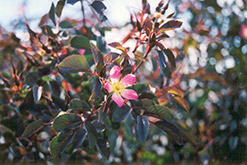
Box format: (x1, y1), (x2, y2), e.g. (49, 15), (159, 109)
(158, 20), (182, 33)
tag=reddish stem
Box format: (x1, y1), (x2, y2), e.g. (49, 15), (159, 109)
(132, 43), (153, 74)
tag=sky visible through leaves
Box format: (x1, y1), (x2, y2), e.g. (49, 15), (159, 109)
(0, 0), (171, 28)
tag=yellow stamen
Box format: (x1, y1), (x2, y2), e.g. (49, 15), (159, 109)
(112, 81), (125, 94)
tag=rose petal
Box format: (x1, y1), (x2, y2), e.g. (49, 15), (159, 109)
(112, 93), (124, 107)
(147, 116), (160, 123)
(121, 89), (138, 100)
(79, 49), (85, 55)
(104, 81), (112, 93)
(240, 25), (247, 39)
(120, 74), (136, 87)
(110, 65), (121, 80)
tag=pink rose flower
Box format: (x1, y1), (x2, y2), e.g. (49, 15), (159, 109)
(104, 65), (138, 107)
(240, 25), (247, 39)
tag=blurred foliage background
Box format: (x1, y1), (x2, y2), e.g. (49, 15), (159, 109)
(0, 0), (247, 164)
(173, 0), (247, 163)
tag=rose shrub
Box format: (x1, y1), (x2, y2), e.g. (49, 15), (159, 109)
(0, 0), (246, 164)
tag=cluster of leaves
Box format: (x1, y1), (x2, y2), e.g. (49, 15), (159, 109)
(0, 0), (190, 163)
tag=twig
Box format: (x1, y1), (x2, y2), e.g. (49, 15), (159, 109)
(81, 0), (86, 26)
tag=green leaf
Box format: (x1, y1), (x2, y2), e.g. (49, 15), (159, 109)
(151, 58), (157, 72)
(139, 99), (155, 107)
(49, 3), (56, 25)
(64, 127), (87, 154)
(91, 1), (107, 15)
(112, 104), (131, 122)
(139, 92), (157, 100)
(72, 127), (87, 148)
(59, 20), (74, 29)
(173, 96), (189, 112)
(154, 120), (183, 145)
(134, 99), (155, 115)
(52, 95), (67, 110)
(96, 36), (107, 52)
(92, 121), (105, 132)
(96, 138), (110, 160)
(32, 85), (43, 103)
(39, 14), (49, 26)
(131, 84), (148, 94)
(175, 121), (201, 147)
(49, 130), (75, 156)
(20, 90), (34, 111)
(137, 116), (149, 142)
(108, 42), (125, 51)
(91, 76), (103, 100)
(157, 50), (171, 78)
(0, 124), (15, 135)
(58, 55), (89, 72)
(85, 121), (97, 148)
(165, 86), (184, 97)
(229, 136), (239, 151)
(90, 1), (107, 22)
(49, 81), (61, 97)
(41, 76), (53, 82)
(99, 104), (108, 122)
(38, 66), (52, 76)
(70, 36), (91, 49)
(17, 60), (24, 75)
(41, 25), (56, 37)
(21, 120), (43, 137)
(163, 48), (176, 68)
(68, 98), (91, 112)
(67, 0), (80, 5)
(25, 72), (39, 86)
(144, 105), (172, 120)
(90, 43), (105, 77)
(55, 0), (65, 17)
(52, 113), (82, 132)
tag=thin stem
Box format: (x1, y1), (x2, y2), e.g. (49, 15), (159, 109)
(132, 44), (153, 74)
(132, 31), (143, 53)
(81, 0), (86, 26)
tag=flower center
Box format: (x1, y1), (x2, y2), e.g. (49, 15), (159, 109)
(112, 81), (125, 94)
